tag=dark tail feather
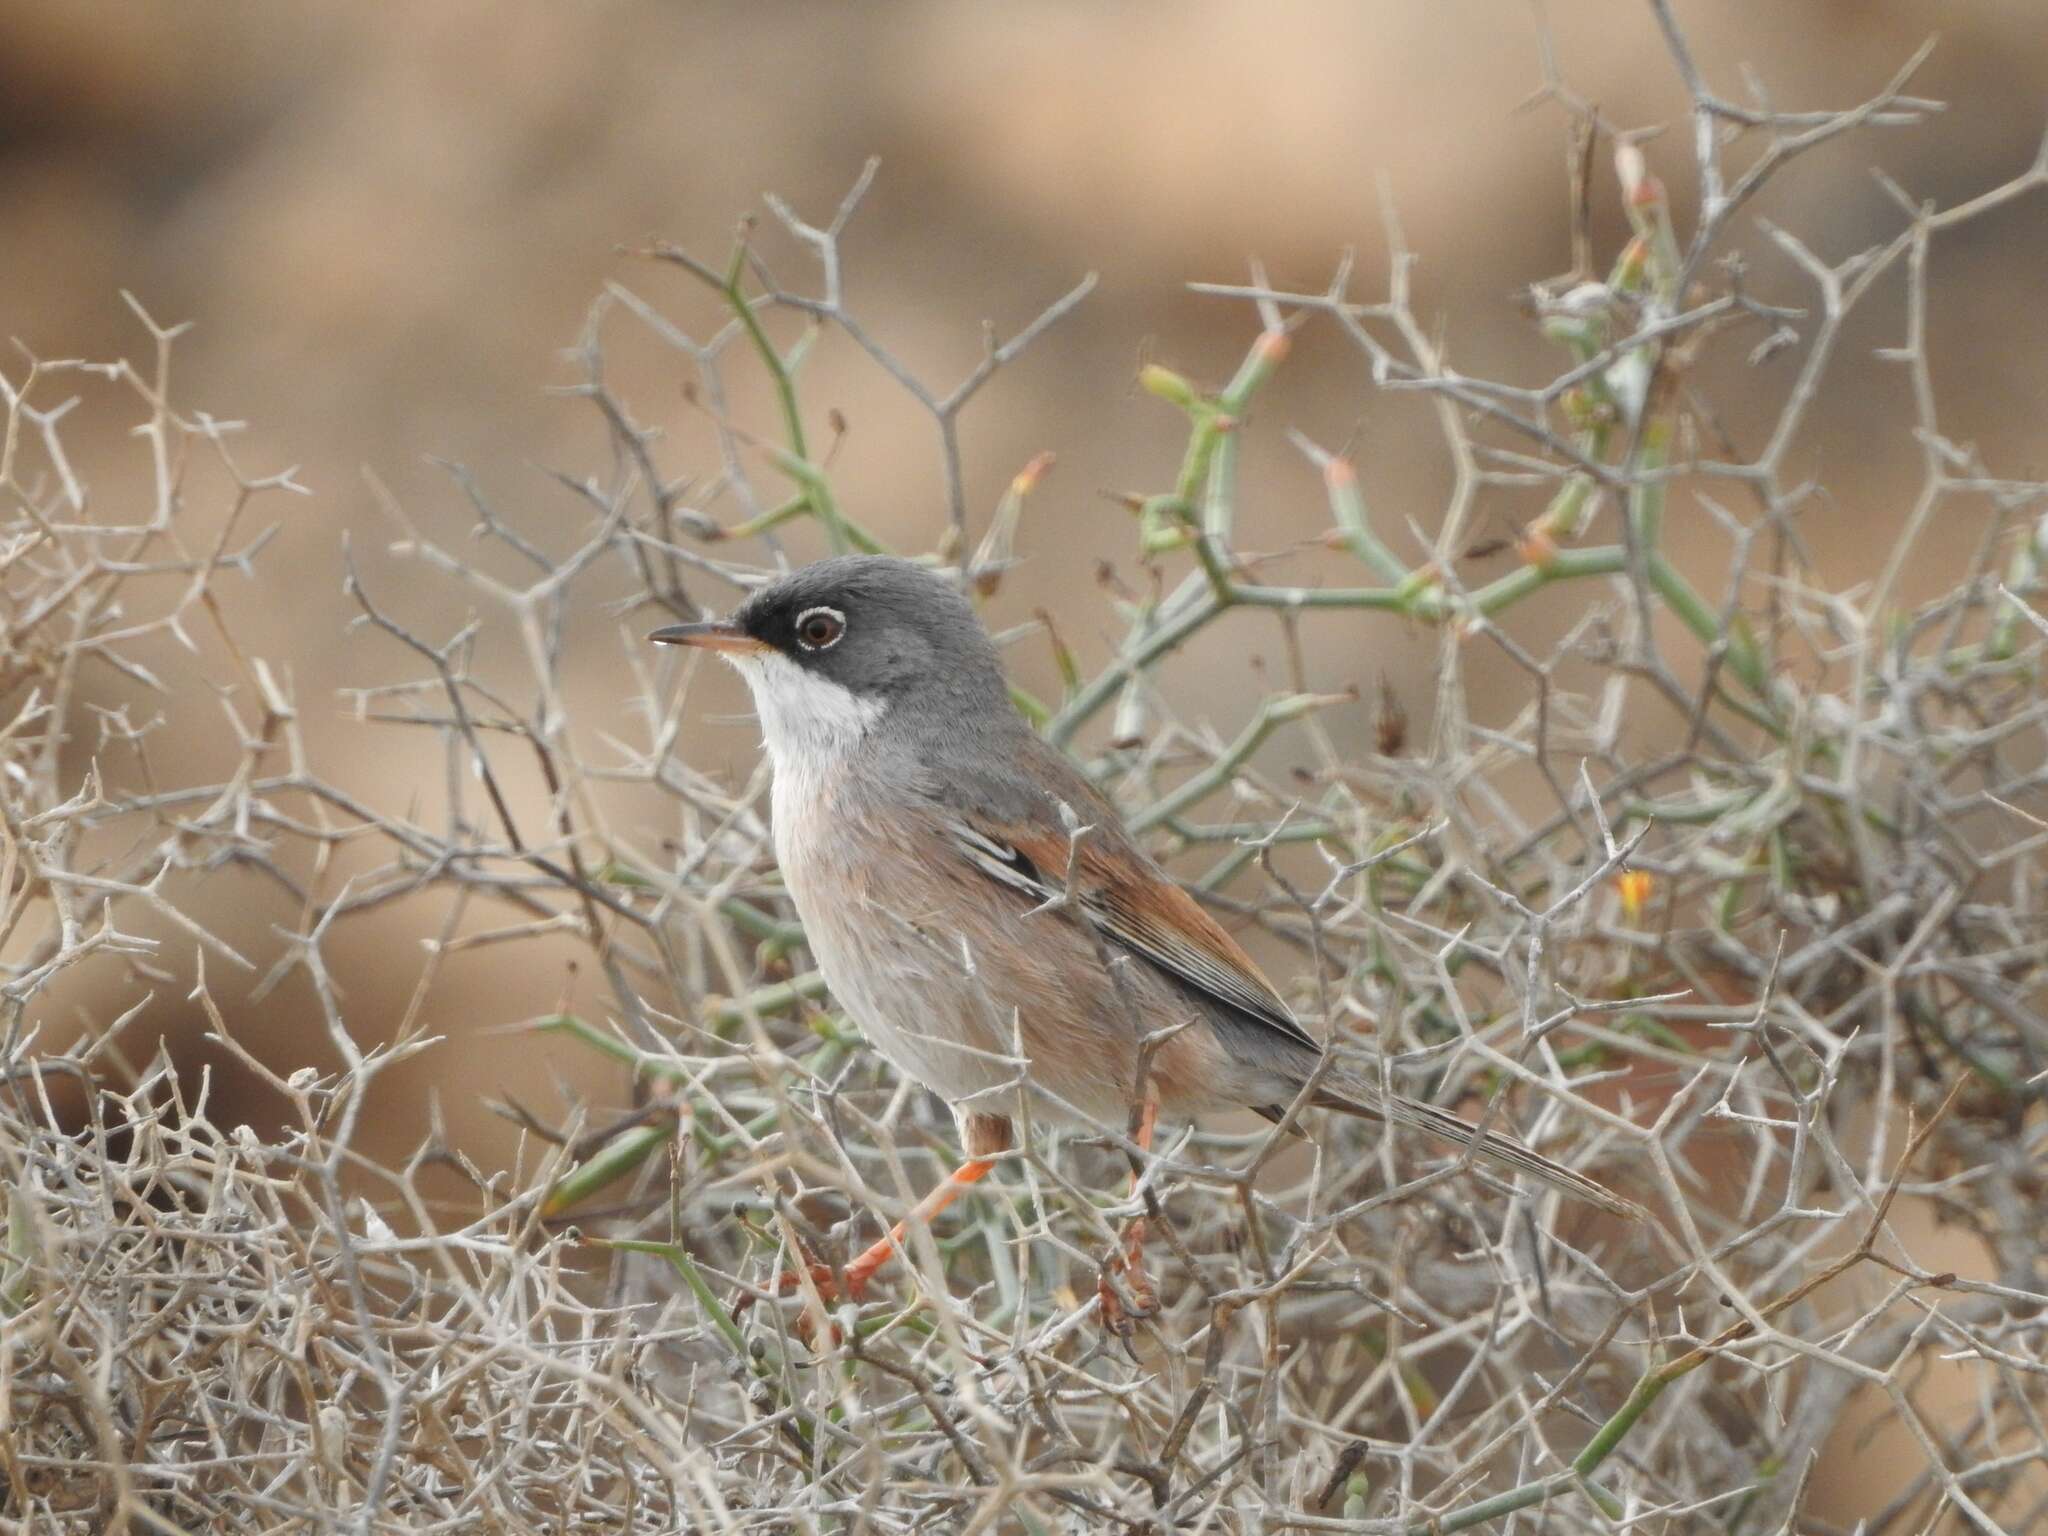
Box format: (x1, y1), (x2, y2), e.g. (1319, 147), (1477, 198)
(1311, 1086), (1643, 1221)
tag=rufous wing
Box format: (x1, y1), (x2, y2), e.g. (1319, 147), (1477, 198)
(945, 812), (1322, 1057)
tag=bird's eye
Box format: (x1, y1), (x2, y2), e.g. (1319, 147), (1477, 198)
(794, 606), (846, 652)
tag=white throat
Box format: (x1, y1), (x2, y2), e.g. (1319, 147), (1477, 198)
(727, 651), (885, 773)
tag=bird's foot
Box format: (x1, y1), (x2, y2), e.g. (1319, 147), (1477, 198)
(771, 1260), (870, 1307)
(732, 1238), (871, 1344)
(1096, 1222), (1159, 1342)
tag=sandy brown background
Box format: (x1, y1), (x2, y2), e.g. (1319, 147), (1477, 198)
(6, 3), (2043, 1517)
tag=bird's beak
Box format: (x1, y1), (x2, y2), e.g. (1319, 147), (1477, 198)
(648, 620), (770, 656)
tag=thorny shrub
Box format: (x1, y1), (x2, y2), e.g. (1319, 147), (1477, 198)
(5, 10), (2048, 1533)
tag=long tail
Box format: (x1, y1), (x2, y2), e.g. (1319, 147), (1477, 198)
(1312, 1083), (1643, 1220)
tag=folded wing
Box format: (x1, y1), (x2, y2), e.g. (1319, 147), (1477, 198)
(945, 812), (1323, 1058)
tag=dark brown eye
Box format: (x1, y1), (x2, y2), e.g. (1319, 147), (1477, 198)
(794, 605), (845, 652)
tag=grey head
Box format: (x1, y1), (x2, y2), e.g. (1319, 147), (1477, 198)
(650, 555), (1016, 761)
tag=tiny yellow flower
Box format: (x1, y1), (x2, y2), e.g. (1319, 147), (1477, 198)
(1615, 869), (1654, 923)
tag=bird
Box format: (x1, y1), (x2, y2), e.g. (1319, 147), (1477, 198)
(653, 554), (1637, 1325)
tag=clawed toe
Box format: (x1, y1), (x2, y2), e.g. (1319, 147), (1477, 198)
(732, 1240), (869, 1328)
(776, 1261), (858, 1305)
(1095, 1228), (1160, 1341)
(1096, 1270), (1157, 1341)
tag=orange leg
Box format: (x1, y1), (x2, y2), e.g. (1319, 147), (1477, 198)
(742, 1112), (1012, 1325)
(837, 1155), (995, 1298)
(746, 1153), (997, 1320)
(1099, 1099), (1160, 1334)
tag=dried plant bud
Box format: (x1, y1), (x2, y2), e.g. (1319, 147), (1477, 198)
(1012, 450), (1055, 498)
(970, 451), (1055, 596)
(1615, 236), (1650, 291)
(1110, 675), (1148, 749)
(1615, 139), (1649, 203)
(1374, 675), (1408, 756)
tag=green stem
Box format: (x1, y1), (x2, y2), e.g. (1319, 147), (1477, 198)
(719, 493), (810, 542)
(1230, 583), (1411, 612)
(545, 1037), (852, 1213)
(683, 239), (876, 558)
(1196, 826), (1340, 889)
(1459, 545), (1629, 618)
(723, 247), (807, 465)
(1321, 460), (1409, 586)
(1147, 331), (1295, 602)
(765, 446), (882, 556)
(1646, 554), (1769, 700)
(1407, 1471), (1607, 1535)
(1127, 691), (1339, 834)
(1048, 586), (1221, 746)
(1627, 417), (1668, 551)
(1008, 682), (1049, 728)
(1052, 530), (1773, 755)
(536, 973), (832, 1070)
(598, 1235), (816, 1452)
(1405, 1370), (1657, 1533)
(1172, 817), (1340, 844)
(1203, 425), (1238, 545)
(542, 1123), (673, 1216)
(720, 898), (806, 951)
(1571, 1368), (1667, 1479)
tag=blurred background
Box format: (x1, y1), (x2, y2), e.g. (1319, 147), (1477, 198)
(4, 2), (2043, 1516)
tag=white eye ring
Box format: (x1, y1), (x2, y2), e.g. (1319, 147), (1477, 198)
(794, 605), (846, 652)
